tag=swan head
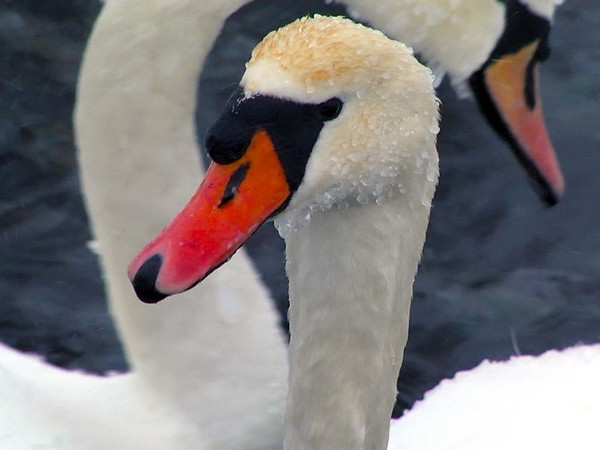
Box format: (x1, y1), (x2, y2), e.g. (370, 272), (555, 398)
(127, 15), (439, 303)
(467, 0), (565, 205)
(339, 0), (564, 204)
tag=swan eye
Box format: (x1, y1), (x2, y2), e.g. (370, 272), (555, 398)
(318, 98), (343, 121)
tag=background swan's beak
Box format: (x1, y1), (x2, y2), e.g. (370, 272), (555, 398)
(128, 130), (290, 303)
(471, 40), (565, 205)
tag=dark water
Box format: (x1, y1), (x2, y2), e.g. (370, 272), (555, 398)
(1, 0), (599, 416)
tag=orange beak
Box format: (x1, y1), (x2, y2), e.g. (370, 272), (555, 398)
(483, 39), (564, 204)
(128, 130), (290, 303)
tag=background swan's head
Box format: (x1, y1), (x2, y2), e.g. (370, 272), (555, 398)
(128, 15), (439, 302)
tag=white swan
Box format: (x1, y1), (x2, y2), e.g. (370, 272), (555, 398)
(128, 15), (440, 449)
(1, 3), (288, 448)
(340, 0), (565, 203)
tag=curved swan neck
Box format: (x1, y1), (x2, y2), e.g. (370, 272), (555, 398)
(76, 0), (251, 377)
(284, 195), (433, 449)
(76, 1), (287, 447)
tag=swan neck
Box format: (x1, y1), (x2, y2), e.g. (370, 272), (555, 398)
(76, 0), (250, 378)
(75, 1), (287, 447)
(284, 197), (431, 449)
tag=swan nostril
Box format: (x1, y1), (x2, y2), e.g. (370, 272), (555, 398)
(131, 254), (167, 304)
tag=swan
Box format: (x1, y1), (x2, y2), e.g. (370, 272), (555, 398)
(339, 0), (566, 204)
(1, 3), (289, 448)
(129, 15), (440, 449)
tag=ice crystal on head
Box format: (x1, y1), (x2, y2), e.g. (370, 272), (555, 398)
(275, 182), (347, 238)
(380, 166), (397, 177)
(337, 200), (349, 211)
(347, 151), (364, 163)
(275, 220), (294, 240)
(357, 191), (370, 205)
(274, 167), (411, 239)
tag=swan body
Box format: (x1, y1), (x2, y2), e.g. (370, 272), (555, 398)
(389, 344), (600, 449)
(0, 345), (205, 449)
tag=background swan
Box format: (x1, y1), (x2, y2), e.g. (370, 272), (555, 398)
(339, 0), (566, 204)
(1, 3), (290, 447)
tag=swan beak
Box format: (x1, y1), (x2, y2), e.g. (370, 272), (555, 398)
(127, 130), (290, 303)
(478, 39), (564, 205)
